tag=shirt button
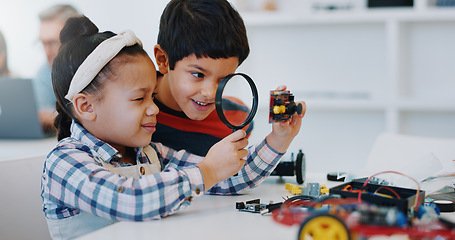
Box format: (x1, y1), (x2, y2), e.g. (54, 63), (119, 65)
(117, 186), (124, 192)
(140, 166), (145, 175)
(195, 187), (201, 195)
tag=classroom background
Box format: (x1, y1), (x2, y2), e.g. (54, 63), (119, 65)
(1, 0), (455, 173)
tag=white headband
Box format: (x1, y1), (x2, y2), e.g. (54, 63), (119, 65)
(65, 30), (142, 100)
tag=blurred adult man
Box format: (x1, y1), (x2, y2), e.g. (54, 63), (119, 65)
(33, 4), (80, 133)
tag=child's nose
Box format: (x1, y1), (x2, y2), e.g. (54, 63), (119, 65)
(200, 81), (217, 100)
(146, 102), (159, 116)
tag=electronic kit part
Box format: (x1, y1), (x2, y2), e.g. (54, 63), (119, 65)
(271, 149), (305, 184)
(434, 200), (455, 213)
(285, 183), (329, 197)
(327, 172), (347, 182)
(269, 90), (302, 123)
(235, 199), (282, 214)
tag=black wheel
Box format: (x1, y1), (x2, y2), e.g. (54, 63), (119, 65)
(295, 150), (305, 184)
(298, 213), (351, 240)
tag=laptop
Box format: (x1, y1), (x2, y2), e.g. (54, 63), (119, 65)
(0, 77), (46, 139)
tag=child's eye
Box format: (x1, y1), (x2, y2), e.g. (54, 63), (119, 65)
(151, 92), (158, 98)
(192, 72), (205, 78)
(134, 97), (144, 101)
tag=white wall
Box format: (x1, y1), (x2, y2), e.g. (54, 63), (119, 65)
(0, 0), (168, 78)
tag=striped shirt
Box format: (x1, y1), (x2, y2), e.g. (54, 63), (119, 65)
(41, 122), (282, 221)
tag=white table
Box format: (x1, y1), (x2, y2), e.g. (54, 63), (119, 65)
(0, 137), (57, 240)
(0, 137), (57, 162)
(76, 174), (340, 240)
(76, 171), (455, 240)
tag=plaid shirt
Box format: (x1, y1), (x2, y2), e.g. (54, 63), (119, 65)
(41, 122), (283, 221)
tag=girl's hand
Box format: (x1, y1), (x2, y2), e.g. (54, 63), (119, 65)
(197, 130), (248, 190)
(267, 85), (306, 153)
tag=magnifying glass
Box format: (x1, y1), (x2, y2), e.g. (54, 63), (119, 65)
(215, 73), (258, 131)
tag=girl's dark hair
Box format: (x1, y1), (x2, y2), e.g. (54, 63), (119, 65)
(52, 16), (147, 141)
(157, 0), (249, 70)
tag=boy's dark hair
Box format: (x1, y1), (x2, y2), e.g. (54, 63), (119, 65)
(157, 0), (249, 70)
(52, 16), (147, 140)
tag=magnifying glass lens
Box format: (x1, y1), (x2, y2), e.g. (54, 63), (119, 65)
(220, 75), (253, 127)
(215, 73), (258, 131)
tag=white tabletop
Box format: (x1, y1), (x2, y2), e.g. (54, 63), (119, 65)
(76, 174), (339, 240)
(75, 171), (455, 240)
(0, 137), (57, 162)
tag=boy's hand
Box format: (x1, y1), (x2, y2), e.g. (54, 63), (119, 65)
(197, 130), (248, 190)
(267, 85), (306, 153)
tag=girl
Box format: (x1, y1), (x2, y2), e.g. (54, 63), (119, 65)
(41, 16), (248, 239)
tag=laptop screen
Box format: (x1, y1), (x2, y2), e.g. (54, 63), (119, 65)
(0, 77), (46, 139)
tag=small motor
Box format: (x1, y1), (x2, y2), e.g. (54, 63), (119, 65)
(271, 149), (305, 184)
(269, 90), (303, 123)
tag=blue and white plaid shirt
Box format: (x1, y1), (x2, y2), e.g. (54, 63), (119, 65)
(41, 122), (283, 221)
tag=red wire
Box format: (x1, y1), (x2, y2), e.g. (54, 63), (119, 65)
(374, 186), (401, 199)
(357, 170), (421, 211)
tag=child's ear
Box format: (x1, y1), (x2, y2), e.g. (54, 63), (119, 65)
(72, 93), (96, 121)
(154, 44), (169, 74)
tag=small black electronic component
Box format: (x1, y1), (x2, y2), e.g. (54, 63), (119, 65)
(236, 199), (282, 214)
(236, 199), (266, 213)
(434, 200), (455, 212)
(330, 180), (425, 215)
(271, 149), (305, 184)
(367, 0), (413, 7)
(327, 172), (347, 182)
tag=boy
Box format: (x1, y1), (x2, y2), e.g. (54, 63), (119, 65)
(152, 0), (305, 183)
